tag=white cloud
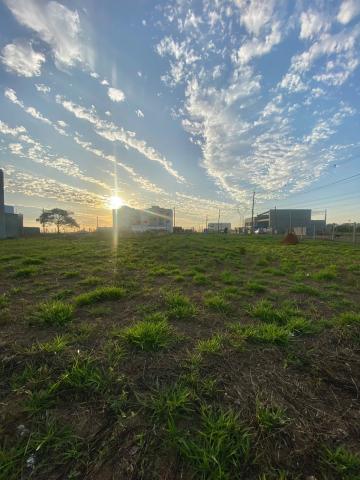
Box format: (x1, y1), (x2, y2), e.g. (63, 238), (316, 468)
(56, 95), (185, 182)
(9, 143), (23, 154)
(107, 87), (125, 103)
(105, 110), (111, 116)
(299, 10), (330, 39)
(5, 87), (68, 136)
(337, 0), (360, 24)
(4, 0), (90, 68)
(235, 21), (282, 64)
(238, 0), (277, 36)
(25, 106), (52, 125)
(0, 120), (26, 136)
(4, 88), (24, 107)
(57, 120), (68, 128)
(135, 109), (144, 118)
(90, 71), (99, 78)
(1, 40), (45, 77)
(3, 165), (105, 207)
(35, 83), (51, 93)
(101, 79), (109, 85)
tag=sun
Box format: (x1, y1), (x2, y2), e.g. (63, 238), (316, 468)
(109, 195), (124, 210)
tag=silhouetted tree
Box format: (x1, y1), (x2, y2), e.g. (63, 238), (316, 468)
(37, 209), (79, 234)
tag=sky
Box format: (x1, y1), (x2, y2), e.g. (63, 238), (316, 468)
(0, 0), (360, 229)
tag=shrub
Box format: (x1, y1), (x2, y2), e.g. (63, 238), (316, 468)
(75, 286), (125, 306)
(32, 301), (74, 326)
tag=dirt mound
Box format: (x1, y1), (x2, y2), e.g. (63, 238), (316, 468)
(282, 231), (299, 244)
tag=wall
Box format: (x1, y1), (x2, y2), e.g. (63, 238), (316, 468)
(4, 213), (23, 238)
(270, 209), (311, 234)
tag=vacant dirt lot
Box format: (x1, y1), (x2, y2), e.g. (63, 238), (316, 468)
(0, 233), (359, 479)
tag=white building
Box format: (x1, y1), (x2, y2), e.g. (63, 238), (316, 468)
(113, 205), (173, 233)
(207, 222), (231, 233)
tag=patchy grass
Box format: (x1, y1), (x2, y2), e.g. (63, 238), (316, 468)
(74, 286), (125, 306)
(168, 406), (251, 480)
(13, 267), (38, 278)
(31, 301), (74, 326)
(123, 319), (174, 351)
(1, 234), (360, 479)
(165, 291), (197, 320)
(204, 293), (230, 313)
(232, 323), (290, 345)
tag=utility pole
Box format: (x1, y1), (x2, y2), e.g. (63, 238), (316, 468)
(324, 209), (327, 225)
(251, 191), (255, 234)
(274, 206), (277, 235)
(96, 216), (99, 230)
(353, 222), (357, 245)
(173, 206), (176, 229)
(205, 215), (208, 231)
(217, 209), (221, 233)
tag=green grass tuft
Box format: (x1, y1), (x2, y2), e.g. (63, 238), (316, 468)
(204, 293), (230, 313)
(123, 319), (174, 351)
(13, 267), (38, 278)
(31, 301), (74, 326)
(168, 406), (251, 480)
(256, 402), (289, 431)
(232, 323), (290, 345)
(74, 286), (125, 306)
(323, 446), (360, 479)
(165, 291), (197, 320)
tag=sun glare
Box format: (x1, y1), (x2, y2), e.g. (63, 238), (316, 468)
(110, 196), (124, 210)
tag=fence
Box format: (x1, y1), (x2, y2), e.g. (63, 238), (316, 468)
(307, 223), (359, 245)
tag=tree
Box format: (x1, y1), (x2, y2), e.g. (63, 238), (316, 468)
(36, 208), (79, 234)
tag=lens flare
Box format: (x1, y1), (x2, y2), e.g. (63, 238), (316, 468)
(110, 196), (123, 210)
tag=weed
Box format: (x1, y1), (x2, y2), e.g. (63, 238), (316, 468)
(54, 357), (108, 395)
(75, 286), (125, 306)
(220, 271), (237, 285)
(148, 384), (193, 423)
(232, 323), (290, 345)
(22, 257), (44, 266)
(168, 405), (251, 480)
(256, 402), (289, 431)
(323, 446), (360, 479)
(79, 275), (103, 286)
(31, 301), (74, 326)
(165, 291), (197, 320)
(63, 271), (80, 279)
(314, 265), (337, 281)
(13, 267), (37, 278)
(193, 273), (209, 285)
(123, 319), (174, 351)
(247, 300), (298, 325)
(30, 335), (69, 353)
(333, 312), (360, 327)
(0, 418), (83, 478)
(196, 334), (223, 354)
(204, 293), (230, 313)
(246, 281), (267, 293)
(290, 283), (321, 296)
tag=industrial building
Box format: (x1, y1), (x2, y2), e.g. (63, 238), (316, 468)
(113, 205), (173, 233)
(207, 222), (231, 233)
(244, 209), (326, 235)
(0, 169), (24, 239)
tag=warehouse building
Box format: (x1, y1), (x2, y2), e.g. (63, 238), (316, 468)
(207, 222), (231, 233)
(113, 205), (173, 233)
(0, 169), (24, 239)
(245, 209), (325, 235)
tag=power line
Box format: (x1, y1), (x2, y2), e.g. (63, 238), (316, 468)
(285, 172), (360, 198)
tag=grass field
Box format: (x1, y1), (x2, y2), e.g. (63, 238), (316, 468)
(1, 233), (360, 479)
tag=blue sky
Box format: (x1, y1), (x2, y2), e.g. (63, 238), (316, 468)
(0, 0), (359, 228)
